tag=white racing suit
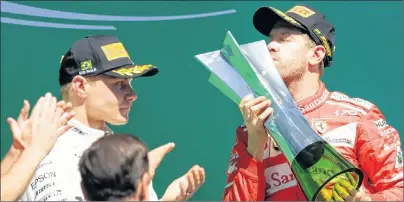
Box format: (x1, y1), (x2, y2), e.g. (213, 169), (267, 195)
(19, 119), (158, 201)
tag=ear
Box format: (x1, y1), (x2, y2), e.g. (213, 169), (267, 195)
(124, 172), (149, 201)
(71, 76), (90, 98)
(307, 45), (326, 71)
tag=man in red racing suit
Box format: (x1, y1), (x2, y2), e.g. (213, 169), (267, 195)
(223, 4), (403, 201)
(223, 82), (403, 201)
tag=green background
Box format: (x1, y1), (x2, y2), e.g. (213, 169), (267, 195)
(1, 1), (402, 200)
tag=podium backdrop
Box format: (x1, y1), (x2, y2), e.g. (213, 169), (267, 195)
(1, 1), (402, 200)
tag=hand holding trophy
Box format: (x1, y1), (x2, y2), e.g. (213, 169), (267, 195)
(195, 31), (363, 201)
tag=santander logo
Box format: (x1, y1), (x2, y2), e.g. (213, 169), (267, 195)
(0, 1), (236, 30)
(264, 163), (297, 195)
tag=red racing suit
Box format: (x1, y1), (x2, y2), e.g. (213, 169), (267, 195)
(223, 82), (403, 201)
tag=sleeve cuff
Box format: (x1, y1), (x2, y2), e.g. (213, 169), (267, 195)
(237, 147), (266, 180)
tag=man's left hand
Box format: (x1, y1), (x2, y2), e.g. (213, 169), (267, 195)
(161, 165), (205, 201)
(333, 182), (371, 201)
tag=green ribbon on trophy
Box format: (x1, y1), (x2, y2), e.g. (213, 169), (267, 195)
(195, 31), (364, 201)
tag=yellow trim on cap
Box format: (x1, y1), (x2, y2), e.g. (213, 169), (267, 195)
(270, 7), (302, 26)
(112, 64), (154, 76)
(313, 28), (332, 57)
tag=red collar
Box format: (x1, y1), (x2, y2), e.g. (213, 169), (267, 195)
(297, 82), (330, 114)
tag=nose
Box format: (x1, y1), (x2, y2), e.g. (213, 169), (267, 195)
(125, 89), (138, 102)
(267, 41), (279, 54)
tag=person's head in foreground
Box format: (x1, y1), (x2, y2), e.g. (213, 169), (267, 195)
(58, 35), (158, 127)
(79, 134), (150, 201)
(253, 4), (335, 85)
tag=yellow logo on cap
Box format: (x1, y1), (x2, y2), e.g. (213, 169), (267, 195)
(101, 42), (130, 61)
(313, 28), (332, 57)
(60, 55), (64, 64)
(112, 64), (153, 76)
(287, 6), (315, 18)
(80, 60), (93, 70)
(271, 7), (302, 26)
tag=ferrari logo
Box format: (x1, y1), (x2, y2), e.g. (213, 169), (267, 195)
(396, 146), (403, 168)
(314, 119), (328, 134)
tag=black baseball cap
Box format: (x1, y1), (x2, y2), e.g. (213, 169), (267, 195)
(253, 5), (336, 67)
(59, 35), (158, 86)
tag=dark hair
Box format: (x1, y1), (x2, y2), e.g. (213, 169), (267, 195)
(79, 134), (149, 201)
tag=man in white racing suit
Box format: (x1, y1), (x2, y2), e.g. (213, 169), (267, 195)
(19, 35), (203, 201)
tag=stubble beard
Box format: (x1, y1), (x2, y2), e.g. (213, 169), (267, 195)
(275, 60), (306, 86)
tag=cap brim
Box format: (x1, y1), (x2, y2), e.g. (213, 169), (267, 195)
(103, 64), (158, 79)
(253, 6), (305, 36)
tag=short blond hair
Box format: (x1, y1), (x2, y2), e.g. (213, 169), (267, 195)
(60, 83), (72, 101)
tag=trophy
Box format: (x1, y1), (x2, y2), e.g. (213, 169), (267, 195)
(195, 31), (363, 201)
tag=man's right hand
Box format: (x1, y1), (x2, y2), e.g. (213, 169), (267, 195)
(6, 94), (74, 159)
(8, 95), (73, 151)
(239, 94), (273, 162)
(27, 93), (75, 156)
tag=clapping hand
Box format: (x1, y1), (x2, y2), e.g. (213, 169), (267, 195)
(161, 165), (206, 201)
(7, 93), (75, 156)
